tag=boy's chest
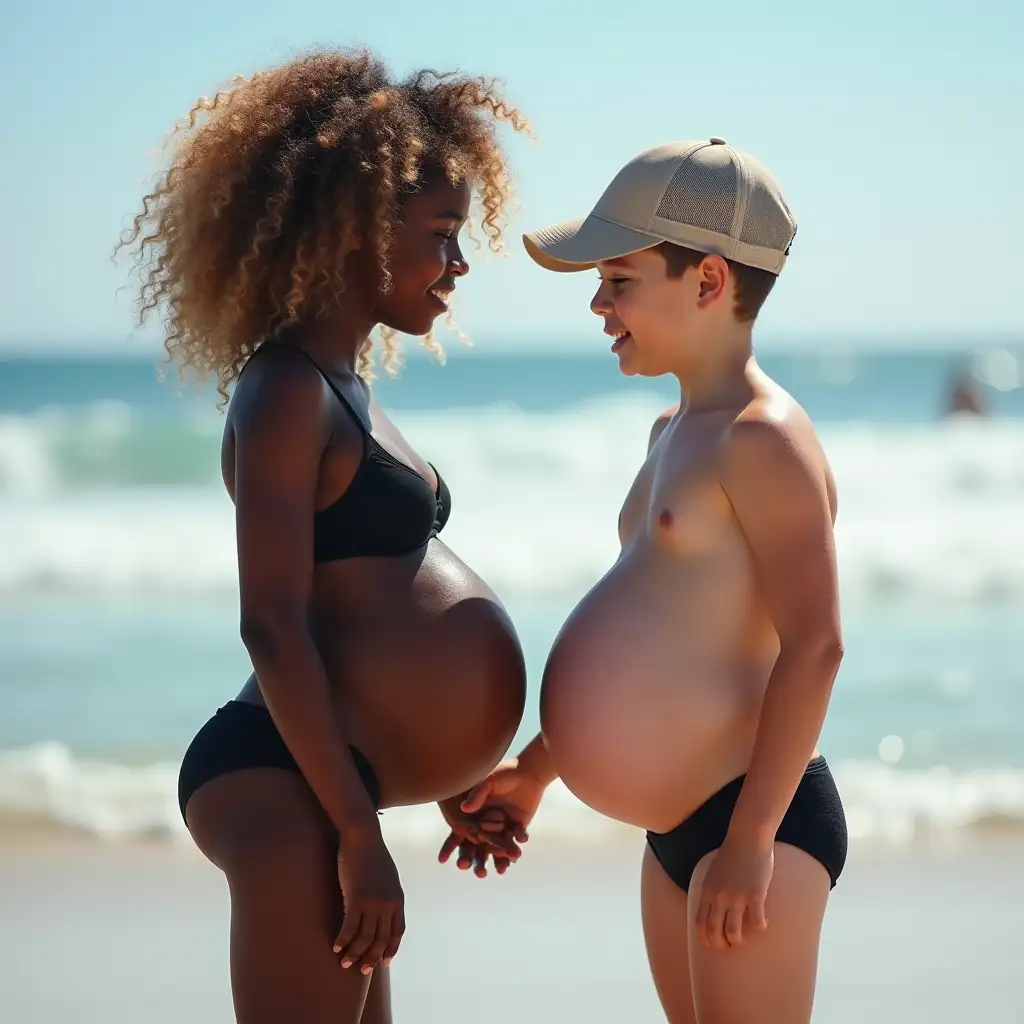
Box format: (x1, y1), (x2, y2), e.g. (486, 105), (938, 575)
(617, 421), (736, 553)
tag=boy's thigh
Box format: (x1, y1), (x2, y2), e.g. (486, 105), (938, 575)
(641, 844), (698, 1024)
(687, 842), (831, 1024)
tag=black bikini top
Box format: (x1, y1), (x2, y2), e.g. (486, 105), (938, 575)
(247, 347), (451, 562)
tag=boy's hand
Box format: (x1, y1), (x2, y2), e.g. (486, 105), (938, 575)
(437, 760), (546, 877)
(436, 792), (524, 878)
(695, 837), (773, 950)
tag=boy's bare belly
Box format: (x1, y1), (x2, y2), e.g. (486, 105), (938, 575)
(541, 411), (806, 834)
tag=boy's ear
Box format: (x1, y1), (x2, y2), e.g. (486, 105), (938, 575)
(696, 255), (729, 307)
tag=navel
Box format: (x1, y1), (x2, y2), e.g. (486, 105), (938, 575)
(658, 508), (674, 528)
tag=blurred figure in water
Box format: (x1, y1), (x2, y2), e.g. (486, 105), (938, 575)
(943, 365), (987, 417)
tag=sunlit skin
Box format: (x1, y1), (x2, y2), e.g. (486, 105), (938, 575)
(121, 51), (534, 1024)
(183, 171), (530, 1023)
(229, 176), (528, 811)
(442, 246), (844, 1023)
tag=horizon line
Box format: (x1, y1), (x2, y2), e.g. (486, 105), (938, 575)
(2, 330), (1022, 359)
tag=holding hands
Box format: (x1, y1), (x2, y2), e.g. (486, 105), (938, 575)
(437, 759), (547, 877)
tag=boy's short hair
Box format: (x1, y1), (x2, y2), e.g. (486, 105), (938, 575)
(655, 241), (778, 323)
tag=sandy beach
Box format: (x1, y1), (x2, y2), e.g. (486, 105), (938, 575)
(2, 830), (1020, 1023)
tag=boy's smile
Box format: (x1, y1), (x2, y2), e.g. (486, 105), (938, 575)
(605, 327), (632, 353)
(592, 248), (697, 377)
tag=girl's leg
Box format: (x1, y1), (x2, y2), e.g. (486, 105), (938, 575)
(186, 767), (380, 1023)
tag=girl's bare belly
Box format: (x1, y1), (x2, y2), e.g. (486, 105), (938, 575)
(239, 540), (527, 807)
(541, 548), (779, 833)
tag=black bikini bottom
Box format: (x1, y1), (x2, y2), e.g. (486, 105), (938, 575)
(645, 756), (847, 893)
(177, 700), (380, 825)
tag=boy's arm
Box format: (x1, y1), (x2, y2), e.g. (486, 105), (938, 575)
(719, 417), (844, 846)
(516, 732), (560, 786)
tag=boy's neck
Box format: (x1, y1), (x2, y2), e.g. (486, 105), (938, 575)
(673, 324), (756, 414)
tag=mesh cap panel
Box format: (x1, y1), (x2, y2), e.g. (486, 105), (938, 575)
(737, 154), (796, 252)
(654, 146), (737, 235)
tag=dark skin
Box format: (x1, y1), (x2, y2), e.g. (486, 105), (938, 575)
(184, 173), (527, 1024)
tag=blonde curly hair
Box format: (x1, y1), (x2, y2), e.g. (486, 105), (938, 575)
(115, 48), (530, 404)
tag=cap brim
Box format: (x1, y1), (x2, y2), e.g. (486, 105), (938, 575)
(522, 215), (662, 273)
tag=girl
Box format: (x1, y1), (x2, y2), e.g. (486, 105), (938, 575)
(118, 48), (530, 1024)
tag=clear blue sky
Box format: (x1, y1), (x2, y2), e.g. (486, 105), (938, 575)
(2, 0), (1021, 353)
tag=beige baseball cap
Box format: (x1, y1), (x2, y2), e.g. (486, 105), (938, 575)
(523, 138), (797, 276)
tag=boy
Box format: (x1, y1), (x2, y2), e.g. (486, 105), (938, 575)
(441, 139), (847, 1023)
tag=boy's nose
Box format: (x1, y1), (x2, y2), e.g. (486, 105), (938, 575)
(590, 287), (613, 317)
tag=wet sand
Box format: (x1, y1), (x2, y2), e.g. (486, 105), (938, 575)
(1, 831), (1020, 1023)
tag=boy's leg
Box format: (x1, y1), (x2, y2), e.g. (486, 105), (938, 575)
(687, 843), (830, 1024)
(641, 844), (698, 1024)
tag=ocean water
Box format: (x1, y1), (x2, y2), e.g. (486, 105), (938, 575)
(1, 343), (1023, 846)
